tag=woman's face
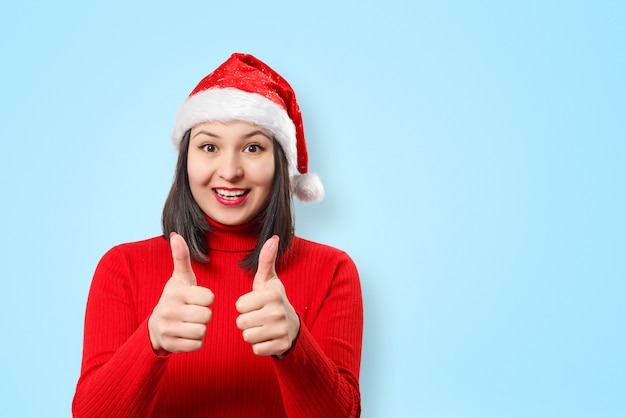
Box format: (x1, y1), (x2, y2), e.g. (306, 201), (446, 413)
(187, 121), (275, 226)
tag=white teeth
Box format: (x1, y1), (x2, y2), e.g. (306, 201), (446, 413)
(216, 189), (246, 198)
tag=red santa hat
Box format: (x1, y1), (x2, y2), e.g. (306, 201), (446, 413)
(171, 53), (324, 202)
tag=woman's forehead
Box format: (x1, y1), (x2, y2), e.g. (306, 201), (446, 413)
(190, 120), (273, 139)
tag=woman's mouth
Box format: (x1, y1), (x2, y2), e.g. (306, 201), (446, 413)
(213, 188), (249, 205)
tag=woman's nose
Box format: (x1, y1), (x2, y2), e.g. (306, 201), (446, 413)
(217, 153), (243, 181)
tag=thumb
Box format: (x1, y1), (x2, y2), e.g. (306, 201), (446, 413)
(253, 235), (279, 291)
(170, 232), (197, 286)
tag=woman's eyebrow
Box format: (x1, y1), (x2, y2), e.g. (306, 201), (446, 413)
(242, 130), (272, 140)
(192, 130), (219, 139)
(192, 129), (271, 140)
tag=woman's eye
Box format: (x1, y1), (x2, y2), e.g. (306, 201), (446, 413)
(245, 144), (263, 153)
(201, 144), (216, 152)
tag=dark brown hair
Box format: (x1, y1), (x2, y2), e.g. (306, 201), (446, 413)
(162, 129), (294, 272)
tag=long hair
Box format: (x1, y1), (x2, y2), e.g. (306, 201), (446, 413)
(161, 129), (294, 272)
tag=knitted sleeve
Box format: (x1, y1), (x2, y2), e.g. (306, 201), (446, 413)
(273, 250), (363, 418)
(72, 247), (169, 418)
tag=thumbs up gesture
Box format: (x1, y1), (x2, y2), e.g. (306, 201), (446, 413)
(236, 236), (300, 357)
(148, 233), (215, 355)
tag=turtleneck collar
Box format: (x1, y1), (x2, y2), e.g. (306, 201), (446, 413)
(205, 216), (260, 252)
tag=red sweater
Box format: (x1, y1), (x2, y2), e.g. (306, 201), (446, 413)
(73, 222), (363, 417)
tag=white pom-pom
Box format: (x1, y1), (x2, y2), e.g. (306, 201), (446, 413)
(292, 172), (325, 202)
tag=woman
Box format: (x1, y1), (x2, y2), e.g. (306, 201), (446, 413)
(73, 53), (363, 417)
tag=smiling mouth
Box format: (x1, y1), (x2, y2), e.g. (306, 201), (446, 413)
(214, 188), (249, 200)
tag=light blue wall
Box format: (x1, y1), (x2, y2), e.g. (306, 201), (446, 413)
(1, 1), (624, 416)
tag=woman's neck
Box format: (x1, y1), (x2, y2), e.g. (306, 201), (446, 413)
(205, 216), (260, 252)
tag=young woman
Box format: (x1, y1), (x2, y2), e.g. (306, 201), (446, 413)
(73, 53), (363, 417)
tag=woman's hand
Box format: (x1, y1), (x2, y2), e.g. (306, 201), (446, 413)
(236, 236), (300, 358)
(148, 233), (215, 356)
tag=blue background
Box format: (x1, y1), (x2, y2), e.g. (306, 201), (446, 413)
(1, 1), (624, 416)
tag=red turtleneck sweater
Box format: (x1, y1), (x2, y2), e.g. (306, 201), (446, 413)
(72, 222), (363, 418)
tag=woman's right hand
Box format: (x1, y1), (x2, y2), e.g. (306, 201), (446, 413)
(148, 233), (215, 356)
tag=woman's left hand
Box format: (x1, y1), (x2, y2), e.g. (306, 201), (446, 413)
(236, 236), (300, 358)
